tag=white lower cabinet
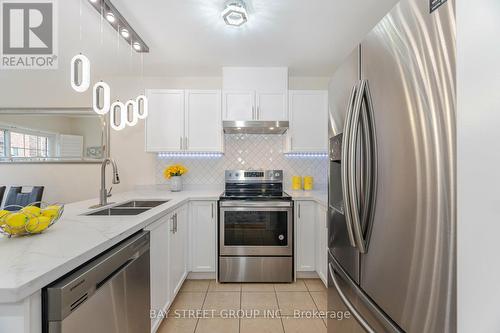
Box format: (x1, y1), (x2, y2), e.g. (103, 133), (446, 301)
(296, 200), (317, 271)
(146, 213), (172, 332)
(316, 204), (328, 286)
(146, 203), (188, 333)
(169, 204), (188, 298)
(189, 201), (217, 272)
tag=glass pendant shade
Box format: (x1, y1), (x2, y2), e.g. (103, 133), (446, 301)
(125, 99), (139, 126)
(136, 95), (148, 119)
(70, 54), (91, 92)
(110, 101), (126, 131)
(92, 81), (111, 115)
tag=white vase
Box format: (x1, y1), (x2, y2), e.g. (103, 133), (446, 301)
(170, 176), (183, 192)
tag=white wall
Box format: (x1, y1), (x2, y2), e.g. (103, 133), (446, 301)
(0, 75), (329, 203)
(457, 1), (500, 332)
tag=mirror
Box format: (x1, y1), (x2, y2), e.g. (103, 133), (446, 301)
(0, 108), (109, 163)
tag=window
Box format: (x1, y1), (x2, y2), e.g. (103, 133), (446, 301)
(0, 129), (5, 157)
(9, 131), (48, 158)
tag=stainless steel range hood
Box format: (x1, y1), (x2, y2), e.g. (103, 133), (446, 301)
(223, 121), (289, 134)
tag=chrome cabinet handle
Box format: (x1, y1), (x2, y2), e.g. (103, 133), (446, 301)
(252, 106), (255, 120)
(174, 213), (178, 233)
(179, 136), (183, 150)
(211, 203), (214, 219)
(298, 203), (301, 218)
(170, 215), (175, 233)
(184, 137), (188, 150)
(257, 106), (260, 120)
(341, 85), (358, 248)
(328, 263), (375, 333)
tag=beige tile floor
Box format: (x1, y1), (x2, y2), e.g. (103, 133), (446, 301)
(158, 279), (327, 333)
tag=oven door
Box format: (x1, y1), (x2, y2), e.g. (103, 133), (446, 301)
(219, 201), (293, 256)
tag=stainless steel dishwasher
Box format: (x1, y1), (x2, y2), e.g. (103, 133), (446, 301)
(43, 231), (150, 333)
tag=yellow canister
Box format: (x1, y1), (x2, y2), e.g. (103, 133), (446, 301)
(303, 176), (314, 191)
(292, 176), (302, 190)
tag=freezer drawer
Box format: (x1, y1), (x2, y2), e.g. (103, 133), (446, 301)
(328, 251), (402, 333)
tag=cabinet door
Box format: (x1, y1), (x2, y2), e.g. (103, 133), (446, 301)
(256, 92), (288, 121)
(316, 204), (328, 286)
(145, 215), (171, 331)
(222, 90), (255, 121)
(185, 90), (223, 152)
(189, 201), (217, 272)
(296, 201), (316, 271)
(145, 90), (185, 152)
(169, 205), (188, 298)
(288, 90), (328, 152)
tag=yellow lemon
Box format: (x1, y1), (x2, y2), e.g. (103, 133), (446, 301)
(26, 216), (51, 233)
(3, 213), (28, 234)
(42, 207), (60, 219)
(21, 206), (42, 217)
(5, 213), (28, 228)
(0, 210), (10, 220)
(2, 225), (24, 235)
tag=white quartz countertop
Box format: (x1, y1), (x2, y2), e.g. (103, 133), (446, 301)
(0, 188), (327, 303)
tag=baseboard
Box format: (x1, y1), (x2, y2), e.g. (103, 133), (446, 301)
(296, 271), (319, 279)
(187, 272), (216, 280)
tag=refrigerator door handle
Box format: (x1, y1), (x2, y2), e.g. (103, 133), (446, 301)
(348, 80), (378, 254)
(341, 84), (358, 248)
(328, 263), (376, 333)
(362, 80), (378, 251)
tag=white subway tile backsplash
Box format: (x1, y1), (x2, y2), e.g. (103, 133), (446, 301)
(156, 134), (328, 188)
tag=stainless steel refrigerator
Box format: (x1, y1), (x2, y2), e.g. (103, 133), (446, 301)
(327, 0), (456, 332)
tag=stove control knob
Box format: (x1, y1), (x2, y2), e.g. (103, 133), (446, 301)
(275, 172), (280, 177)
(278, 234), (285, 241)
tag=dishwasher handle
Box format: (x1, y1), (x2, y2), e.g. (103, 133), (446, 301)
(95, 256), (137, 290)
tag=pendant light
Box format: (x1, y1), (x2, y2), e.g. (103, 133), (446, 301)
(92, 81), (111, 115)
(110, 101), (126, 131)
(125, 99), (139, 126)
(136, 95), (148, 119)
(70, 54), (91, 92)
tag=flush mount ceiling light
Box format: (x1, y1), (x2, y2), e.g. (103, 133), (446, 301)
(87, 0), (149, 52)
(222, 0), (248, 27)
(120, 28), (130, 39)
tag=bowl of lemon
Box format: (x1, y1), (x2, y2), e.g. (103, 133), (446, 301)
(0, 202), (64, 237)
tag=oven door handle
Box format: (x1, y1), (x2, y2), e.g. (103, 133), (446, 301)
(219, 201), (293, 208)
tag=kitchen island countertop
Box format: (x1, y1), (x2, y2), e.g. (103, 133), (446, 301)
(0, 187), (327, 303)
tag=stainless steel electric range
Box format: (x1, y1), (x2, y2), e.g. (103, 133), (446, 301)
(218, 170), (294, 283)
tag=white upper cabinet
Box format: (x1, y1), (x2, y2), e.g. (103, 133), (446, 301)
(146, 90), (184, 152)
(145, 89), (223, 153)
(222, 90), (255, 121)
(222, 67), (288, 121)
(256, 92), (288, 121)
(185, 90), (223, 151)
(287, 90), (329, 152)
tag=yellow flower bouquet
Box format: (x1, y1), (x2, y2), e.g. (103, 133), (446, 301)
(163, 164), (188, 179)
(163, 164), (188, 192)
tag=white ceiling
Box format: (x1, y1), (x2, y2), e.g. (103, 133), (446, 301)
(110, 0), (400, 76)
(0, 0), (399, 89)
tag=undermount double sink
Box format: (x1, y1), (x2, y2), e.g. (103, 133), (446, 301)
(84, 200), (170, 216)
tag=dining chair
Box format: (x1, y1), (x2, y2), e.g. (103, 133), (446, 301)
(4, 186), (45, 211)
